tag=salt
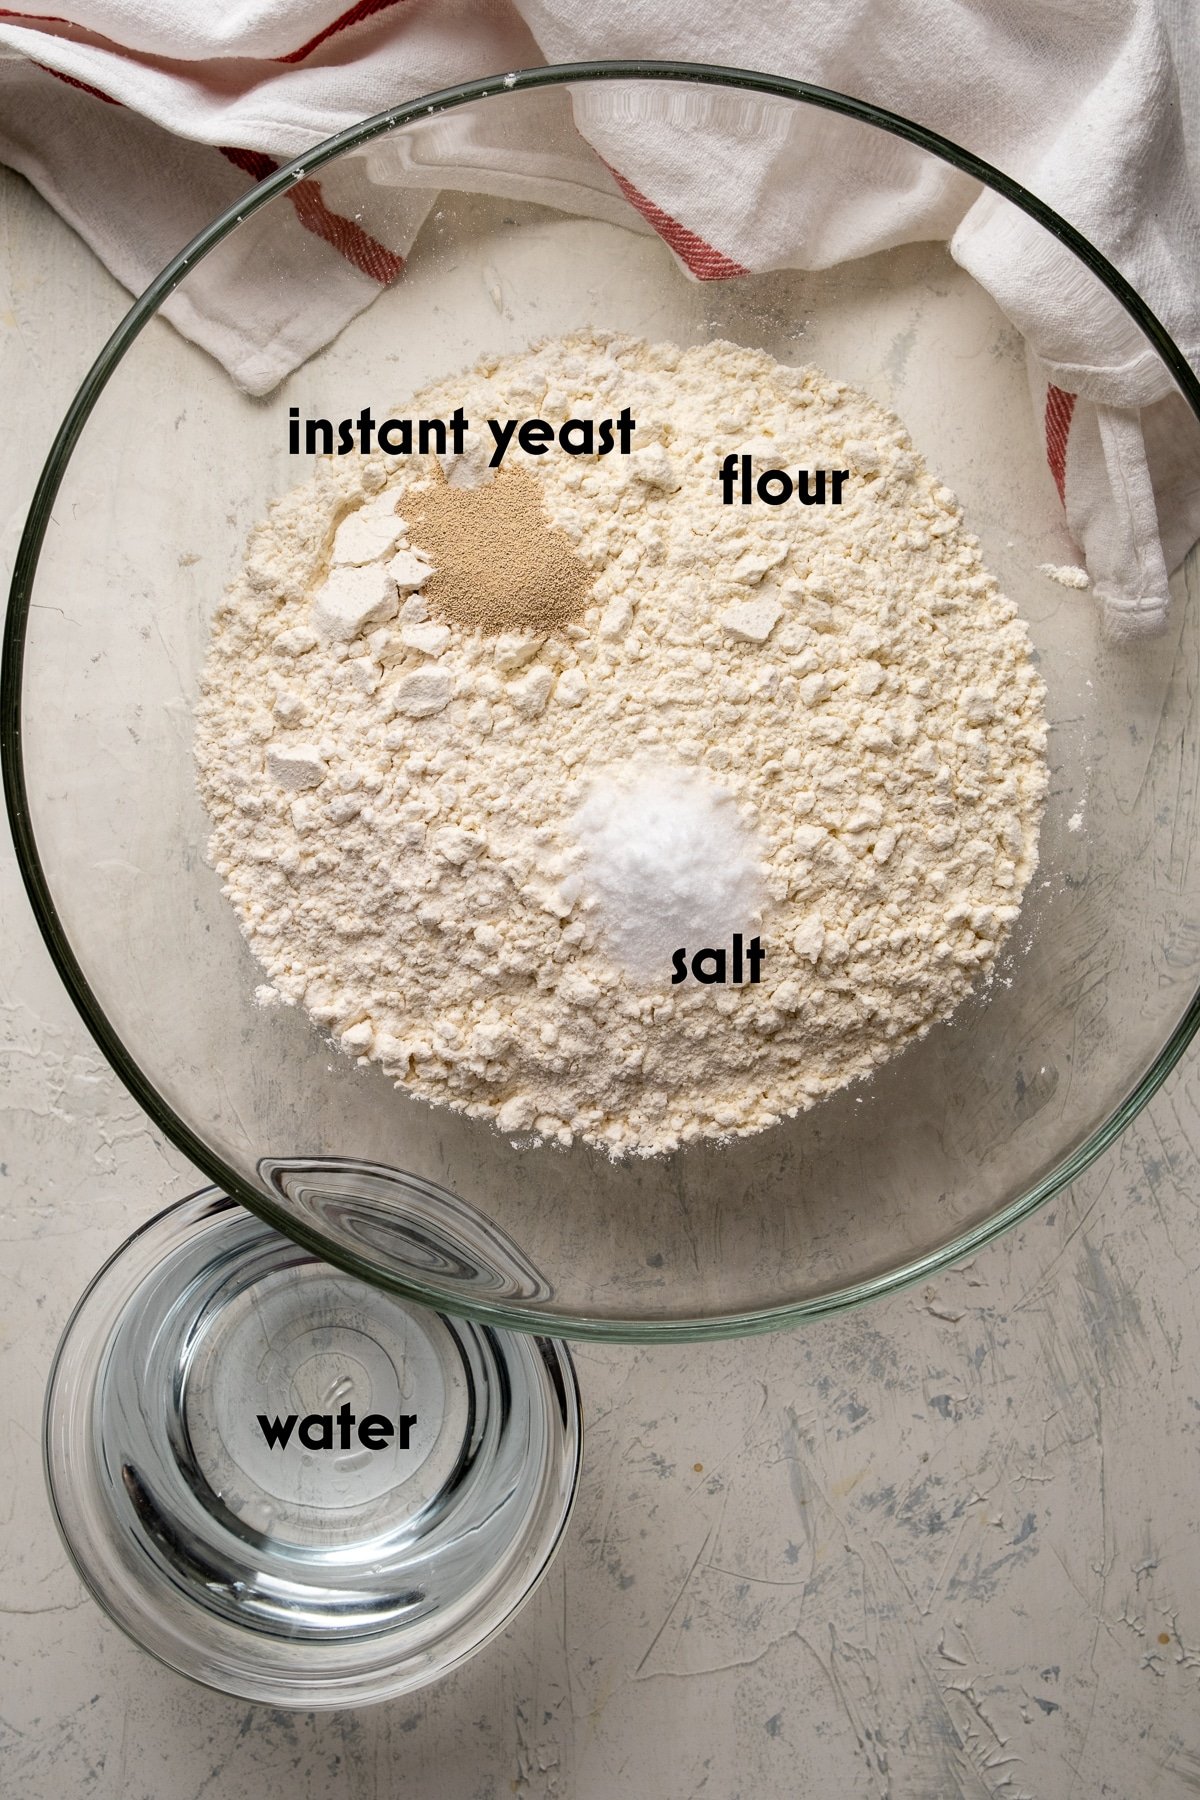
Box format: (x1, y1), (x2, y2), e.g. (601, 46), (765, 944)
(572, 764), (766, 984)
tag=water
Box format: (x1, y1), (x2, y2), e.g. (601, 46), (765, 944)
(46, 1192), (580, 1702)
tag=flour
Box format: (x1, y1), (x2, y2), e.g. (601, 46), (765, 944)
(195, 334), (1047, 1157)
(1040, 562), (1090, 589)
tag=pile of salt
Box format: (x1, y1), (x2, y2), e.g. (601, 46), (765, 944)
(572, 765), (765, 985)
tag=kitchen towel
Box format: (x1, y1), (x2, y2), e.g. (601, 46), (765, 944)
(1, 0), (1198, 637)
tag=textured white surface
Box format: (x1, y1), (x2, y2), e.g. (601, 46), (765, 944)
(4, 168), (1200, 1799)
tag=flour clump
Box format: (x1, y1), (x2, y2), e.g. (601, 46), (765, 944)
(195, 334), (1047, 1157)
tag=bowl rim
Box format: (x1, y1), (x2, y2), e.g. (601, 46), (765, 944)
(5, 58), (1200, 1342)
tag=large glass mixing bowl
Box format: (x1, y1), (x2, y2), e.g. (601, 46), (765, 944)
(6, 65), (1200, 1339)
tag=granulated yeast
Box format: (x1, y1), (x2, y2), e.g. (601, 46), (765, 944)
(409, 460), (594, 633)
(195, 333), (1048, 1158)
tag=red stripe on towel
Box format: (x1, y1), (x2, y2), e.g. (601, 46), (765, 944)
(275, 0), (407, 63)
(37, 60), (120, 102)
(603, 162), (749, 281)
(219, 145), (278, 183)
(1045, 382), (1077, 503)
(219, 146), (403, 285)
(286, 173), (403, 282)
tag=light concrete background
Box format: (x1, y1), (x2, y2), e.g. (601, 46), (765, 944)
(3, 166), (1200, 1800)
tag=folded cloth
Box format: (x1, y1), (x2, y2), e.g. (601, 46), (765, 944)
(1, 0), (1198, 635)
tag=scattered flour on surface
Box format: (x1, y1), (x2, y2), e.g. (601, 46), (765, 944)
(195, 334), (1048, 1157)
(1039, 562), (1090, 589)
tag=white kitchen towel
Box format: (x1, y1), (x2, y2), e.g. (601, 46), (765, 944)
(1, 1), (1198, 637)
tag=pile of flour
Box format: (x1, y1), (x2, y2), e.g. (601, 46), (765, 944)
(195, 334), (1047, 1156)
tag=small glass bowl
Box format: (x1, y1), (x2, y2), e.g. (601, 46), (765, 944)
(44, 1188), (581, 1707)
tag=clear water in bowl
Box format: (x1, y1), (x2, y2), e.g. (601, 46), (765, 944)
(45, 1189), (581, 1704)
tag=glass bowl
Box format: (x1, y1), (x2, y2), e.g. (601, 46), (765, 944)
(44, 1187), (581, 1706)
(6, 64), (1200, 1340)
